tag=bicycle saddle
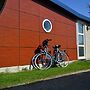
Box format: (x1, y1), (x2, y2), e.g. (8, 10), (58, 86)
(53, 45), (61, 48)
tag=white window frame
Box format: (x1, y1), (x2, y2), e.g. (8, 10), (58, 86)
(42, 19), (52, 33)
(76, 21), (86, 59)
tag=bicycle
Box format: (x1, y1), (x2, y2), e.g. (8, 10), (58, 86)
(32, 39), (69, 70)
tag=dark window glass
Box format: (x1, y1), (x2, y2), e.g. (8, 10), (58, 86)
(79, 47), (84, 56)
(79, 35), (84, 45)
(44, 21), (51, 31)
(78, 23), (83, 33)
(0, 0), (6, 13)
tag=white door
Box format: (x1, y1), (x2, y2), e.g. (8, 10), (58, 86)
(76, 22), (86, 59)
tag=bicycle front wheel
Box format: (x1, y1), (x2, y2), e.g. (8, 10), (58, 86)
(34, 52), (52, 70)
(32, 54), (39, 69)
(57, 52), (69, 67)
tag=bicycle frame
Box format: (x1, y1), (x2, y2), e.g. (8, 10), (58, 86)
(31, 39), (69, 70)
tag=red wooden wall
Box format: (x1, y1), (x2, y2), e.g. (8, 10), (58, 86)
(0, 0), (77, 67)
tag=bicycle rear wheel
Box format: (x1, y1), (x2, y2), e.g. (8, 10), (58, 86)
(57, 52), (69, 67)
(34, 52), (52, 70)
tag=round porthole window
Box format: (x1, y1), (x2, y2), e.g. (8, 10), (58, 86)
(0, 0), (6, 13)
(42, 19), (52, 32)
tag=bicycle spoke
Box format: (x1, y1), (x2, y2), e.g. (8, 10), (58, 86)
(34, 53), (52, 70)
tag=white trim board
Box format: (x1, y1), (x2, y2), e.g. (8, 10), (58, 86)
(0, 65), (31, 73)
(0, 61), (75, 73)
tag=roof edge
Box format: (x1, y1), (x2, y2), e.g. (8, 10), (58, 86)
(50, 0), (90, 23)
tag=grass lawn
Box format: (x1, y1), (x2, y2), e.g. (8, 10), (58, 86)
(0, 61), (90, 89)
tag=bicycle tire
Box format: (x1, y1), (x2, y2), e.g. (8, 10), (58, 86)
(32, 54), (39, 69)
(56, 52), (69, 67)
(34, 52), (52, 70)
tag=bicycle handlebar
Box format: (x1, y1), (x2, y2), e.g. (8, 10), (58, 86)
(42, 39), (52, 47)
(47, 39), (52, 41)
(53, 45), (61, 49)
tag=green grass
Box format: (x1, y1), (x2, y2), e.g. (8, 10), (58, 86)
(0, 61), (90, 89)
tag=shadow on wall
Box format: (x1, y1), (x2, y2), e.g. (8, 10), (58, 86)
(0, 0), (7, 14)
